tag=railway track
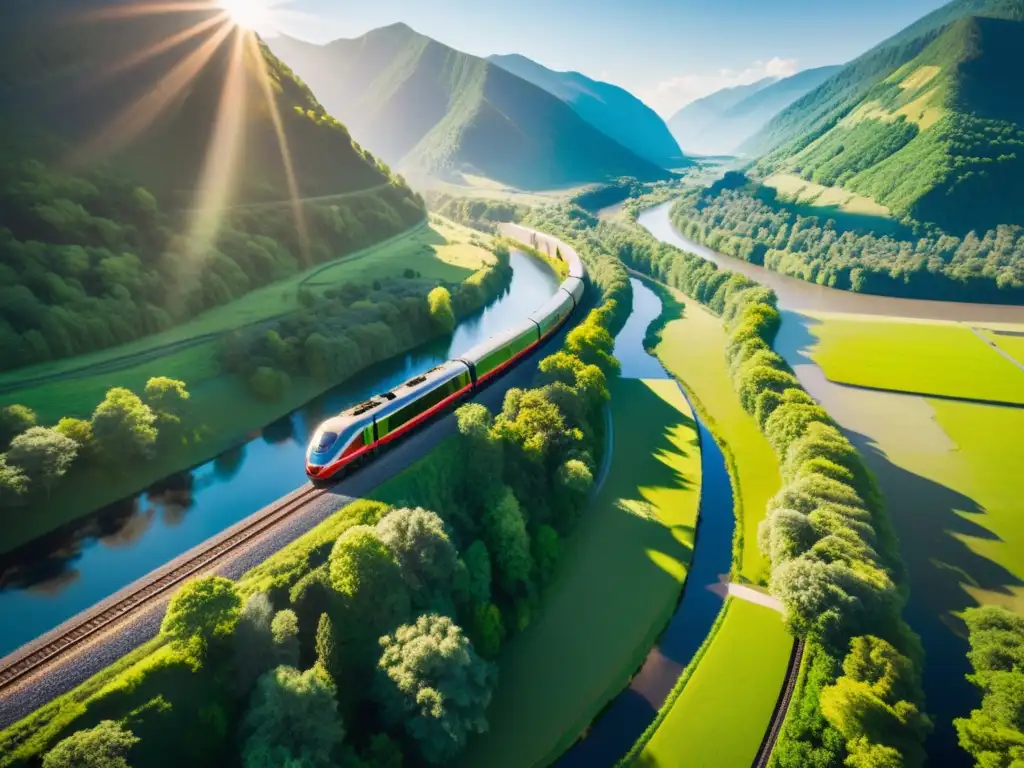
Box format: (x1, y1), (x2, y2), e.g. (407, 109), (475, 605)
(0, 484), (325, 693)
(753, 638), (805, 768)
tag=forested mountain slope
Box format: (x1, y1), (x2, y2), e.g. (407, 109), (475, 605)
(666, 77), (778, 154)
(742, 0), (1024, 159)
(756, 15), (1024, 233)
(268, 25), (670, 189)
(0, 0), (424, 372)
(487, 53), (685, 167)
(668, 67), (841, 155)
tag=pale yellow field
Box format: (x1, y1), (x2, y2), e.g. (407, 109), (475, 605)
(763, 172), (893, 218)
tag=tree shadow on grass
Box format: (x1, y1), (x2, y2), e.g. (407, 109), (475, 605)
(552, 382), (735, 768)
(777, 311), (1022, 764)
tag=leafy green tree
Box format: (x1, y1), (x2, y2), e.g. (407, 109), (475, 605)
(375, 507), (458, 606)
(315, 612), (341, 682)
(6, 427), (77, 494)
(43, 721), (139, 768)
(374, 614), (497, 764)
(328, 526), (410, 664)
(427, 286), (455, 333)
(233, 593), (277, 695)
(249, 367), (290, 401)
(161, 576), (242, 657)
(241, 665), (345, 768)
(0, 455), (30, 505)
(271, 610), (300, 668)
(91, 387), (158, 462)
(145, 377), (190, 434)
(361, 734), (404, 768)
(462, 540), (492, 606)
(471, 602), (505, 659)
(0, 404), (36, 449)
(55, 417), (95, 459)
(455, 404), (503, 512)
(482, 487), (532, 594)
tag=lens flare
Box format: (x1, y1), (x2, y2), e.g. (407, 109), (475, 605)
(217, 0), (277, 31)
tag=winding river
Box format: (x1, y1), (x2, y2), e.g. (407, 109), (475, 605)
(556, 277), (735, 767)
(638, 200), (1024, 764)
(0, 250), (561, 658)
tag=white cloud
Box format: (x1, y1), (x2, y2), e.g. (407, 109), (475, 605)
(644, 57), (799, 118)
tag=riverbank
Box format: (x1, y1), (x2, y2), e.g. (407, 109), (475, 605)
(637, 200), (1024, 763)
(0, 218), (513, 553)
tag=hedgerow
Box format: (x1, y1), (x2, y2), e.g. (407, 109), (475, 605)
(534, 203), (928, 768)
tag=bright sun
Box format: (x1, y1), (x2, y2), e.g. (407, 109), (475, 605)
(218, 0), (275, 31)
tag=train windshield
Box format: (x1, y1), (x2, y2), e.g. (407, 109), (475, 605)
(313, 430), (339, 453)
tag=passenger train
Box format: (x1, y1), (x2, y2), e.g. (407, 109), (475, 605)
(305, 239), (586, 484)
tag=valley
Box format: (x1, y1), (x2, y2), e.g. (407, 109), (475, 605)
(3, 1), (1024, 767)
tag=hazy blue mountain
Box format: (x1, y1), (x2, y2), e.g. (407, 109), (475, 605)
(487, 53), (686, 167)
(269, 25), (671, 189)
(666, 77), (779, 155)
(666, 68), (841, 156)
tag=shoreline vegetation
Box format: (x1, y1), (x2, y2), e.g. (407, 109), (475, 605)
(523, 202), (929, 768)
(0, 220), (523, 552)
(0, 229), (634, 768)
(667, 172), (1024, 305)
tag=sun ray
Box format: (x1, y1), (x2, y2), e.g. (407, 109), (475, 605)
(184, 26), (249, 261)
(85, 11), (230, 88)
(76, 20), (234, 161)
(248, 34), (311, 264)
(74, 1), (222, 23)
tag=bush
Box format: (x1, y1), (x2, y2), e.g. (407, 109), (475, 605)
(42, 721), (139, 768)
(161, 576), (242, 658)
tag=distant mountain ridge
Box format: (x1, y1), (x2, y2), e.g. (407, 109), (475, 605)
(487, 53), (685, 167)
(755, 12), (1024, 233)
(269, 24), (671, 189)
(741, 0), (1024, 159)
(667, 68), (841, 156)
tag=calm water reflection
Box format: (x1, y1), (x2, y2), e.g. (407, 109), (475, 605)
(0, 251), (560, 657)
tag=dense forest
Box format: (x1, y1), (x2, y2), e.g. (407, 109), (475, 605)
(0, 233), (636, 768)
(525, 203), (929, 768)
(424, 193), (529, 233)
(755, 15), (1024, 235)
(669, 177), (1024, 303)
(0, 2), (427, 373)
(954, 606), (1024, 766)
(219, 249), (514, 399)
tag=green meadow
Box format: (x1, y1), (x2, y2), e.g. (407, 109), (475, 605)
(808, 314), (1024, 405)
(457, 378), (703, 768)
(636, 599), (792, 768)
(651, 283), (780, 585)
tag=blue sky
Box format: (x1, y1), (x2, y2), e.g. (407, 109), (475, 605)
(263, 0), (951, 116)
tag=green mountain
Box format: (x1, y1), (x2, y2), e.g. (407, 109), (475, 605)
(756, 14), (1024, 233)
(487, 53), (685, 167)
(667, 68), (841, 156)
(268, 25), (671, 189)
(666, 77), (779, 155)
(742, 0), (1024, 159)
(0, 0), (424, 371)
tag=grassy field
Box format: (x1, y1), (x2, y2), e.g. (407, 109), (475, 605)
(651, 285), (779, 584)
(807, 314), (1024, 406)
(981, 328), (1024, 367)
(635, 599), (792, 768)
(415, 171), (593, 207)
(763, 172), (893, 218)
(457, 378), (703, 768)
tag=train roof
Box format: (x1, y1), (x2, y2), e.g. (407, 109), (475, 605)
(457, 318), (538, 367)
(528, 289), (574, 326)
(340, 360), (468, 422)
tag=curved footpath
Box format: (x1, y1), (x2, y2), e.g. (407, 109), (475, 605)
(0, 227), (579, 730)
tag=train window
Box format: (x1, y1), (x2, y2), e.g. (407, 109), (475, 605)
(314, 431), (338, 452)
